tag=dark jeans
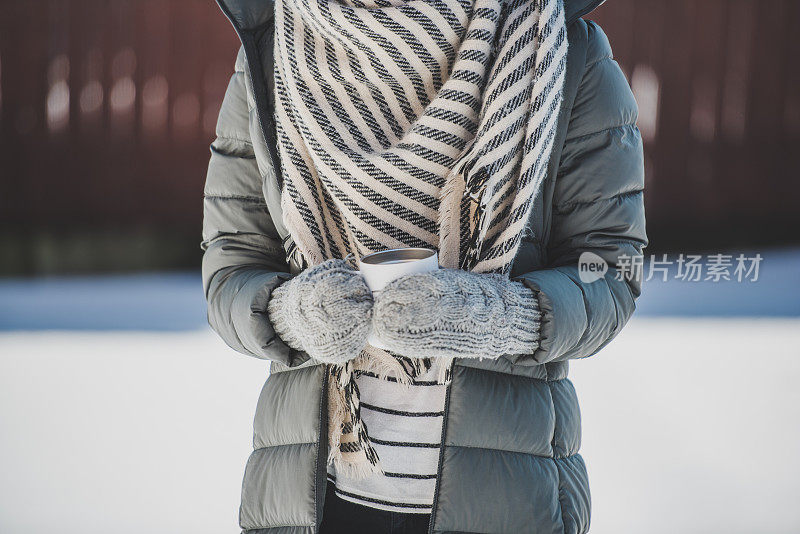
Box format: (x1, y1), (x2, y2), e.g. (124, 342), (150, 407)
(319, 483), (430, 534)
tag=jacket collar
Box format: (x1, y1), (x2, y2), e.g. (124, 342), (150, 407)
(216, 0), (276, 31)
(566, 0), (606, 24)
(216, 0), (606, 31)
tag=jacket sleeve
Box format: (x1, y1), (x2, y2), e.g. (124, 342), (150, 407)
(200, 46), (295, 366)
(511, 20), (648, 364)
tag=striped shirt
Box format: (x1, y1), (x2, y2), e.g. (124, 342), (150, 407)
(326, 366), (446, 513)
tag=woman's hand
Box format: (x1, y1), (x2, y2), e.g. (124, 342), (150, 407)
(267, 258), (374, 364)
(371, 268), (541, 359)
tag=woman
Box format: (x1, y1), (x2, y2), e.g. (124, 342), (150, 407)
(202, 0), (647, 531)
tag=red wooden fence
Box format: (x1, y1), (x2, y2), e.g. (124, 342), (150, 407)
(1, 0), (798, 267)
(0, 0), (240, 232)
(592, 0), (800, 248)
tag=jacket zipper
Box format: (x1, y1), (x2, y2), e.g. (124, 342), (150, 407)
(428, 360), (456, 534)
(215, 0), (284, 190)
(314, 367), (331, 531)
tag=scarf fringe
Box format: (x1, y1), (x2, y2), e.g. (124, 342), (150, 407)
(326, 359), (385, 479)
(357, 344), (415, 386)
(438, 138), (478, 271)
(435, 356), (455, 385)
(328, 451), (383, 479)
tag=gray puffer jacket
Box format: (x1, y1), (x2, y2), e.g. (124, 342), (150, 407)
(201, 0), (647, 532)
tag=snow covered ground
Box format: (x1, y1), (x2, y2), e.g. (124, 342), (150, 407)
(570, 318), (800, 534)
(1, 248), (799, 533)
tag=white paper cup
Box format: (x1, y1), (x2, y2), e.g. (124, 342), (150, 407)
(358, 247), (439, 349)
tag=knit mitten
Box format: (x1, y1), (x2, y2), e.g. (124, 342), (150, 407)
(267, 258), (374, 364)
(371, 268), (541, 359)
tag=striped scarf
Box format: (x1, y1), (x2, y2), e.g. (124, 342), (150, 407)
(273, 0), (567, 478)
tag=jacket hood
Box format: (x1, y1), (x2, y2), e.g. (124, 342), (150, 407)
(217, 0), (606, 31)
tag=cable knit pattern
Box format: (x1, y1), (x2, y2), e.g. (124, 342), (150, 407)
(266, 259), (374, 364)
(371, 268), (542, 359)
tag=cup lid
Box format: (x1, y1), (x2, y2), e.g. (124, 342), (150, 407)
(359, 247), (437, 265)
